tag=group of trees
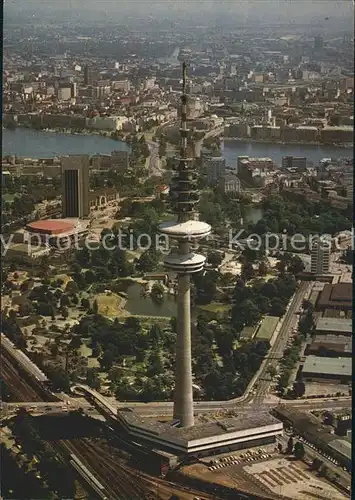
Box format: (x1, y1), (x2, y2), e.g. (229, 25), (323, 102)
(3, 176), (61, 219)
(231, 274), (297, 333)
(1, 443), (56, 500)
(10, 413), (75, 498)
(253, 195), (352, 237)
(277, 301), (315, 397)
(286, 437), (305, 459)
(198, 190), (243, 232)
(127, 134), (150, 161)
(192, 313), (270, 399)
(73, 314), (177, 401)
(73, 239), (134, 287)
(27, 281), (80, 319)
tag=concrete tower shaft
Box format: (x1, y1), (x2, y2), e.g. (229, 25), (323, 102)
(159, 63), (211, 428)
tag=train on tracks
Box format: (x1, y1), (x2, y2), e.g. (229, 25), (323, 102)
(69, 453), (108, 499)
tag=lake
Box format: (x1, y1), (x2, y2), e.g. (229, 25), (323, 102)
(223, 140), (352, 168)
(125, 282), (177, 318)
(2, 128), (351, 164)
(2, 128), (129, 158)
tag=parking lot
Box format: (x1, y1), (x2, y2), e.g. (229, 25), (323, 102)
(243, 458), (348, 500)
(205, 447), (349, 500)
(208, 447), (274, 471)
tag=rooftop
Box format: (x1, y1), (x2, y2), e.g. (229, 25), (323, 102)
(317, 283), (352, 310)
(121, 410), (281, 444)
(310, 335), (352, 354)
(302, 356), (352, 377)
(328, 439), (352, 460)
(27, 219), (75, 235)
(315, 317), (352, 334)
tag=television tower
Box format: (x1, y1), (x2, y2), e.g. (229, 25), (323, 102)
(159, 63), (211, 428)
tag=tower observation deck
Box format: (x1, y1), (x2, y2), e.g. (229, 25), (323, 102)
(159, 62), (211, 428)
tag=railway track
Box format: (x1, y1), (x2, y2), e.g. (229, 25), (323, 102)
(56, 438), (150, 499)
(1, 353), (43, 402)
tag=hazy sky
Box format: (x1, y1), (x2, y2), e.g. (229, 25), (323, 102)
(5, 0), (354, 25)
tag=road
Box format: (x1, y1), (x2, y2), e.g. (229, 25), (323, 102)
(252, 281), (311, 407)
(1, 398), (351, 420)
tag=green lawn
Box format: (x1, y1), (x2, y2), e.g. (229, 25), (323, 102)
(95, 293), (126, 317)
(3, 193), (15, 203)
(255, 316), (279, 341)
(198, 303), (232, 314)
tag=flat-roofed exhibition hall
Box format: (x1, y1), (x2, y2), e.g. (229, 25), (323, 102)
(26, 219), (75, 235)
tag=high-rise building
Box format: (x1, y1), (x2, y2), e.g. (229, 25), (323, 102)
(311, 236), (331, 274)
(61, 155), (89, 218)
(314, 35), (324, 51)
(159, 63), (211, 428)
(84, 64), (93, 86)
(204, 156), (226, 185)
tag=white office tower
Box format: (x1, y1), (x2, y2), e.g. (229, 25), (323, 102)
(311, 236), (331, 274)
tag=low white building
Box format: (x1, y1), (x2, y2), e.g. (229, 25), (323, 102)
(86, 115), (128, 131)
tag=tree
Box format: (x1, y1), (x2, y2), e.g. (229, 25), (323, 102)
(151, 282), (164, 304)
(288, 255), (305, 274)
(62, 307), (69, 320)
(81, 298), (90, 309)
(136, 248), (161, 273)
(286, 436), (294, 454)
(70, 335), (82, 350)
(65, 281), (79, 295)
(241, 261), (255, 281)
(60, 294), (70, 308)
(50, 344), (59, 357)
(240, 299), (261, 326)
(149, 324), (163, 345)
(46, 367), (70, 391)
(311, 458), (322, 471)
(92, 343), (102, 358)
(323, 411), (335, 426)
(294, 442), (305, 460)
(170, 316), (177, 333)
(71, 294), (79, 305)
(207, 251), (223, 268)
(270, 298), (286, 316)
(92, 299), (99, 314)
(258, 261), (268, 276)
(267, 365), (277, 378)
(319, 464), (328, 477)
(292, 380), (305, 398)
(86, 368), (101, 390)
(147, 351), (164, 377)
(100, 349), (114, 370)
(302, 299), (313, 311)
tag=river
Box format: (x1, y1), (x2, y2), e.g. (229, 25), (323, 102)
(3, 128), (351, 163)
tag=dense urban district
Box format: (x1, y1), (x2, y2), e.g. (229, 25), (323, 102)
(1, 7), (353, 500)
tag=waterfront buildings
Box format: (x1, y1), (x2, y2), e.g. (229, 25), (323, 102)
(237, 156), (274, 187)
(282, 156), (307, 171)
(61, 155), (90, 218)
